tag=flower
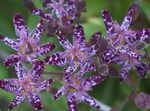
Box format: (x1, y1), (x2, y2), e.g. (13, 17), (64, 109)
(0, 14), (55, 66)
(0, 61), (53, 110)
(100, 3), (149, 81)
(54, 72), (106, 111)
(44, 24), (98, 75)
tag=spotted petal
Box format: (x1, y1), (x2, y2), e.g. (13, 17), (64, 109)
(101, 10), (114, 35)
(36, 79), (53, 92)
(44, 52), (66, 66)
(67, 94), (78, 111)
(3, 37), (19, 50)
(13, 14), (28, 38)
(28, 94), (43, 110)
(56, 31), (72, 50)
(73, 25), (86, 48)
(136, 29), (150, 42)
(54, 86), (66, 100)
(8, 95), (25, 110)
(83, 94), (101, 109)
(0, 79), (19, 93)
(15, 62), (26, 79)
(121, 3), (139, 30)
(32, 19), (44, 41)
(4, 54), (21, 67)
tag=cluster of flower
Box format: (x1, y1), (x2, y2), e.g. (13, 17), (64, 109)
(0, 0), (150, 111)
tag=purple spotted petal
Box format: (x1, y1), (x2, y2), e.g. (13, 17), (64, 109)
(73, 25), (86, 48)
(83, 94), (101, 109)
(36, 79), (53, 92)
(32, 9), (53, 20)
(4, 54), (21, 67)
(136, 29), (150, 42)
(13, 14), (28, 38)
(15, 62), (26, 79)
(32, 19), (44, 41)
(44, 52), (66, 66)
(30, 61), (44, 81)
(56, 31), (72, 50)
(135, 61), (148, 77)
(0, 79), (19, 93)
(3, 37), (19, 50)
(120, 62), (131, 81)
(101, 10), (114, 35)
(37, 42), (55, 56)
(54, 86), (66, 100)
(67, 94), (78, 111)
(121, 3), (139, 30)
(65, 65), (78, 74)
(83, 74), (106, 87)
(8, 95), (25, 110)
(28, 94), (43, 110)
(85, 44), (98, 57)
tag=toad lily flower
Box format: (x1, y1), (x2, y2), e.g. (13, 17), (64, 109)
(100, 3), (149, 81)
(0, 61), (53, 110)
(0, 14), (55, 66)
(54, 72), (106, 111)
(44, 25), (98, 75)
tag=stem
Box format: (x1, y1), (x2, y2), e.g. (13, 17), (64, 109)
(118, 78), (141, 111)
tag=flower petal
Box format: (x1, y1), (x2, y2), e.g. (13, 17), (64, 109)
(8, 95), (25, 110)
(31, 19), (44, 41)
(56, 31), (72, 50)
(101, 10), (114, 35)
(36, 79), (53, 92)
(37, 42), (55, 56)
(4, 54), (21, 67)
(3, 37), (19, 50)
(28, 94), (43, 110)
(121, 3), (139, 30)
(83, 94), (101, 109)
(44, 52), (66, 66)
(0, 79), (19, 93)
(83, 74), (106, 87)
(13, 14), (28, 38)
(67, 94), (78, 111)
(15, 62), (26, 79)
(54, 86), (66, 100)
(85, 44), (98, 57)
(136, 29), (150, 42)
(73, 25), (86, 48)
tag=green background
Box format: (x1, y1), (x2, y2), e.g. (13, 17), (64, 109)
(0, 0), (150, 111)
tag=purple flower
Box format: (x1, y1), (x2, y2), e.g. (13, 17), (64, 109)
(0, 61), (53, 110)
(54, 73), (106, 111)
(44, 25), (98, 75)
(0, 14), (55, 66)
(100, 3), (149, 81)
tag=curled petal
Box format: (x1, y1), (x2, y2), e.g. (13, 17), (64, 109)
(83, 74), (106, 87)
(73, 25), (86, 47)
(121, 3), (139, 30)
(32, 19), (44, 41)
(101, 10), (114, 35)
(28, 94), (43, 110)
(0, 79), (19, 93)
(3, 37), (18, 50)
(56, 31), (72, 50)
(15, 62), (26, 79)
(135, 61), (148, 77)
(67, 94), (78, 111)
(37, 42), (55, 56)
(13, 14), (28, 38)
(36, 79), (53, 92)
(44, 52), (66, 66)
(54, 86), (66, 100)
(83, 94), (101, 109)
(4, 54), (21, 67)
(120, 62), (131, 81)
(32, 9), (53, 20)
(8, 95), (25, 110)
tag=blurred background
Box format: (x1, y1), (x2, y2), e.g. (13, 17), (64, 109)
(0, 0), (150, 111)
